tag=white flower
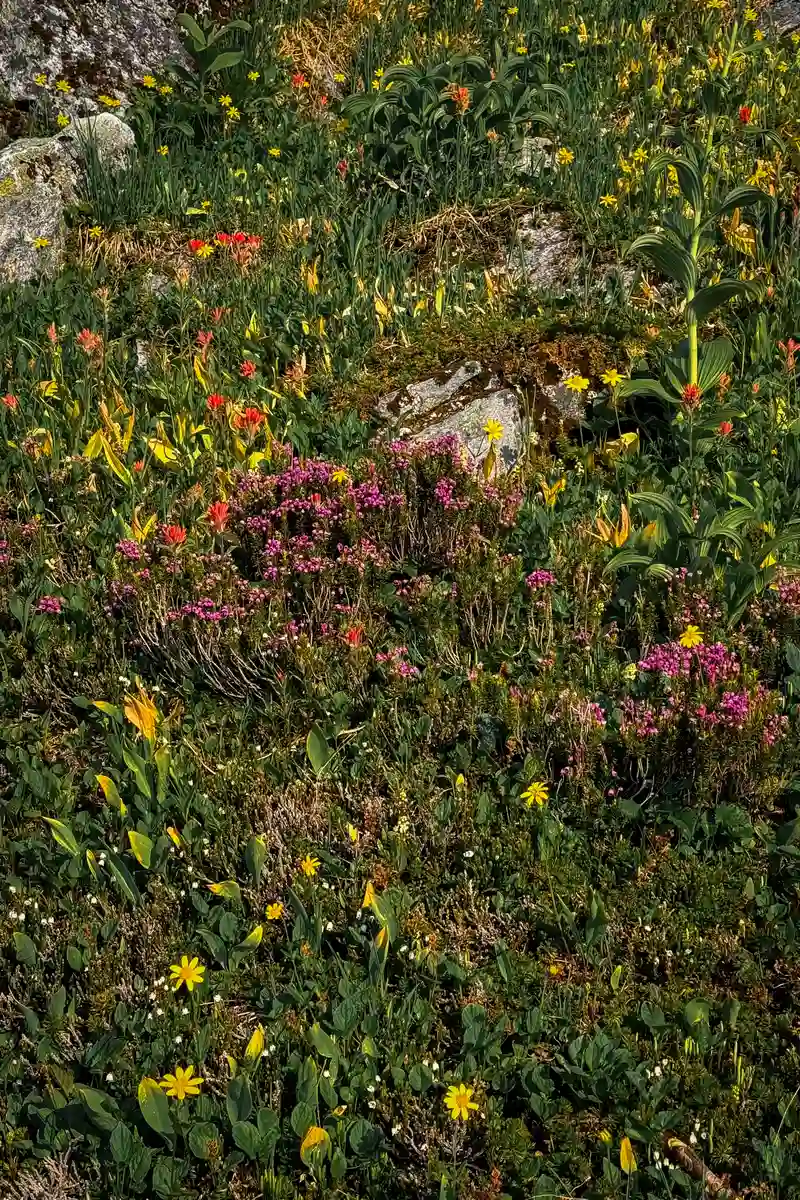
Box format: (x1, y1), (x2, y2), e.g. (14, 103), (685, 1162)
(156, 1008), (163, 1017)
(368, 1100), (376, 1109)
(213, 993), (222, 1002)
(105, 1072), (114, 1082)
(689, 1133), (697, 1145)
(174, 1035), (183, 1044)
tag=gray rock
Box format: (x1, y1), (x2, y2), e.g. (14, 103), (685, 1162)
(772, 0), (800, 34)
(380, 361), (524, 469)
(0, 0), (186, 109)
(62, 112), (136, 171)
(504, 211), (578, 290)
(0, 114), (134, 282)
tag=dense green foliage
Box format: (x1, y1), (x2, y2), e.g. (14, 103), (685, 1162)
(4, 0), (800, 1197)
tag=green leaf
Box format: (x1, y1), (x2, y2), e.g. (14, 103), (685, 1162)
(226, 1076), (252, 1125)
(76, 1085), (120, 1133)
(306, 725), (331, 776)
(137, 1077), (173, 1141)
(308, 1023), (337, 1058)
(110, 1122), (136, 1164)
(686, 281), (756, 324)
(43, 817), (80, 856)
(123, 747), (151, 800)
(245, 835), (267, 886)
(176, 12), (207, 47)
(709, 184), (773, 226)
(626, 233), (697, 293)
(649, 151), (704, 214)
(603, 550), (655, 575)
(232, 1120), (263, 1160)
(697, 336), (734, 393)
(684, 998), (710, 1027)
(349, 1117), (382, 1157)
(206, 50), (244, 74)
(106, 852), (142, 906)
(629, 491), (695, 534)
(13, 931), (37, 967)
(128, 830), (154, 869)
(188, 1121), (220, 1159)
(615, 377), (676, 404)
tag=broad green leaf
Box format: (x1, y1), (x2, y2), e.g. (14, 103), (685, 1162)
(96, 774), (126, 815)
(176, 12), (206, 46)
(128, 830), (154, 869)
(207, 50), (244, 74)
(245, 835), (267, 885)
(626, 233), (697, 293)
(232, 1120), (262, 1159)
(137, 1077), (172, 1140)
(123, 746), (151, 800)
(300, 1125), (331, 1166)
(13, 931), (37, 967)
(188, 1121), (220, 1160)
(226, 1076), (252, 1125)
(306, 725), (331, 776)
(686, 281), (755, 324)
(107, 852), (142, 906)
(308, 1023), (337, 1058)
(698, 336), (734, 392)
(615, 377), (675, 404)
(208, 879), (242, 903)
(709, 184), (773, 227)
(43, 817), (79, 857)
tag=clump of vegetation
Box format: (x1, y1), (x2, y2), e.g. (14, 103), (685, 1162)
(3, 1), (800, 1197)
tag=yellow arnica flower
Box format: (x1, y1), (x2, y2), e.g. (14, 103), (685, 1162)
(159, 1065), (203, 1100)
(484, 418), (504, 444)
(88, 225), (102, 238)
(34, 73), (47, 86)
(301, 854), (321, 877)
(160, 85), (173, 95)
(444, 1083), (479, 1121)
(248, 71), (261, 81)
(169, 955), (206, 992)
(522, 781), (549, 807)
(601, 368), (623, 387)
(142, 75), (157, 88)
(33, 237), (50, 249)
(600, 194), (618, 208)
(55, 79), (72, 93)
(564, 374), (590, 392)
(266, 902), (284, 920)
(679, 625), (704, 649)
(556, 147), (574, 165)
(99, 95), (121, 107)
(332, 467), (349, 484)
(157, 145), (169, 156)
(268, 147), (281, 157)
(56, 113), (70, 128)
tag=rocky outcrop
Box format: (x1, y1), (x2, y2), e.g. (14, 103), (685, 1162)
(0, 0), (185, 110)
(0, 114), (135, 283)
(379, 361), (524, 469)
(771, 0), (800, 34)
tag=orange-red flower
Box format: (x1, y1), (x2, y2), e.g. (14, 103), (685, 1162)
(234, 406), (264, 433)
(739, 105), (752, 124)
(718, 420), (733, 436)
(188, 238), (207, 254)
(207, 500), (230, 532)
(681, 382), (702, 410)
(240, 360), (257, 378)
(206, 392), (226, 411)
(2, 393), (19, 410)
(162, 524), (187, 547)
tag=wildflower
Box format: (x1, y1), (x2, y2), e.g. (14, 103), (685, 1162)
(157, 144), (169, 155)
(484, 418), (504, 443)
(142, 74), (157, 88)
(522, 781), (549, 807)
(739, 105), (752, 124)
(2, 393), (19, 410)
(240, 360), (257, 378)
(33, 237), (50, 249)
(37, 596), (62, 614)
(160, 85), (173, 95)
(169, 955), (206, 992)
(540, 477), (566, 507)
(681, 382), (702, 410)
(46, 322), (58, 344)
(679, 625), (704, 649)
(336, 159), (348, 178)
(600, 193), (618, 208)
(196, 329), (213, 351)
(56, 113), (70, 128)
(779, 339), (798, 371)
(34, 73), (47, 86)
(196, 243), (215, 259)
(564, 374), (589, 392)
(162, 525), (187, 547)
(188, 238), (208, 255)
(248, 71), (261, 82)
(598, 1129), (612, 1145)
(268, 147), (281, 157)
(444, 1083), (479, 1122)
(207, 500), (230, 532)
(206, 392), (226, 411)
(446, 83), (470, 114)
(744, 6), (757, 17)
(159, 1065), (204, 1100)
(291, 72), (308, 89)
(234, 405), (264, 433)
(226, 106), (241, 121)
(601, 368), (623, 387)
(88, 225), (102, 238)
(55, 80), (72, 93)
(266, 902), (284, 920)
(632, 146), (648, 164)
(123, 687), (158, 741)
(98, 95), (121, 107)
(718, 420), (733, 436)
(334, 72), (346, 83)
(300, 854), (321, 877)
(556, 147), (575, 165)
(332, 467), (349, 484)
(219, 94), (233, 108)
(76, 328), (103, 356)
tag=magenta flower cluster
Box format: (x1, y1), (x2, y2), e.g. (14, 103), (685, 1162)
(638, 640), (740, 685)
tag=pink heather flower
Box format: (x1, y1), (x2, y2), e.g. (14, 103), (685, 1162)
(526, 569), (556, 589)
(37, 595), (62, 614)
(116, 539), (141, 560)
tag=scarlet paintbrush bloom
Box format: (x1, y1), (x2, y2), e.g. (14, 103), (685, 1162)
(76, 328), (103, 355)
(337, 158), (348, 179)
(345, 625), (364, 646)
(162, 524), (187, 546)
(681, 382), (702, 410)
(196, 330), (213, 349)
(207, 500), (230, 532)
(214, 232), (232, 246)
(232, 231), (248, 244)
(188, 238), (207, 254)
(2, 393), (19, 410)
(46, 322), (58, 344)
(206, 392), (226, 411)
(210, 306), (227, 323)
(718, 420), (733, 436)
(234, 406), (264, 434)
(240, 360), (257, 378)
(739, 105), (752, 124)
